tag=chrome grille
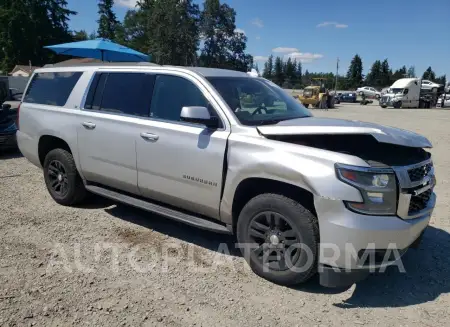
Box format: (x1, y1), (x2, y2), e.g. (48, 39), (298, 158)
(408, 189), (432, 215)
(408, 162), (433, 182)
(394, 158), (435, 220)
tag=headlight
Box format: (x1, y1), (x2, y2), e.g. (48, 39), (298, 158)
(336, 164), (397, 215)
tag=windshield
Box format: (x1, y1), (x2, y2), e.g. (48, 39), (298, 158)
(207, 77), (312, 126)
(389, 88), (403, 94)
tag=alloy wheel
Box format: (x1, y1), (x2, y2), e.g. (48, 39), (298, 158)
(248, 211), (301, 271)
(47, 160), (69, 197)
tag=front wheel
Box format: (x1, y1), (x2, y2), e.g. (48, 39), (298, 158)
(393, 101), (402, 109)
(303, 103), (309, 108)
(237, 194), (319, 285)
(43, 148), (87, 206)
(375, 94), (380, 99)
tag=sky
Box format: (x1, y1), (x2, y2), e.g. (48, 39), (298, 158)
(68, 0), (450, 78)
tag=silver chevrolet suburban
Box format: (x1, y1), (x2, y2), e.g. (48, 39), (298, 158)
(17, 63), (436, 287)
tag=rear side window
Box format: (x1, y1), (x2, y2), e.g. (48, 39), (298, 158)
(85, 72), (154, 117)
(24, 72), (82, 106)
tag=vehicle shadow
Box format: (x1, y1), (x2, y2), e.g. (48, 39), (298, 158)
(297, 226), (450, 307)
(0, 149), (22, 159)
(104, 203), (240, 256)
(102, 202), (450, 307)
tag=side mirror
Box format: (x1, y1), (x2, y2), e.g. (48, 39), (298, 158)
(180, 106), (219, 129)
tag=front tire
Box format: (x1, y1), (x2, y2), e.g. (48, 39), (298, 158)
(237, 194), (319, 286)
(43, 149), (87, 206)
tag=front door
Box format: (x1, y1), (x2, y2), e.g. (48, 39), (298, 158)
(136, 73), (229, 219)
(77, 72), (154, 194)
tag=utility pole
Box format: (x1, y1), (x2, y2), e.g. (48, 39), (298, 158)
(334, 57), (339, 94)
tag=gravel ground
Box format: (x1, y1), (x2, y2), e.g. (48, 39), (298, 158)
(1, 104), (449, 327)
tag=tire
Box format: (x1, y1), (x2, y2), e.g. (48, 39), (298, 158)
(393, 101), (402, 109)
(303, 103), (309, 108)
(359, 91), (364, 96)
(381, 105), (387, 108)
(43, 148), (87, 206)
(375, 94), (380, 99)
(236, 194), (319, 286)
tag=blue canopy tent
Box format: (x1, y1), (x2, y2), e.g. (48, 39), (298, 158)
(44, 39), (150, 62)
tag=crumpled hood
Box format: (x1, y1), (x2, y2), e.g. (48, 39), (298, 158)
(257, 117), (432, 148)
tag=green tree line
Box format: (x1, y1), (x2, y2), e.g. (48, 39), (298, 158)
(262, 53), (446, 90)
(0, 0), (253, 73)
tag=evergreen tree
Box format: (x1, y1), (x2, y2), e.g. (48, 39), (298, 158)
(97, 0), (119, 40)
(283, 57), (295, 88)
(0, 0), (76, 72)
(365, 60), (382, 87)
(422, 67), (436, 81)
(435, 75), (446, 86)
(273, 56), (284, 86)
(137, 0), (200, 65)
(407, 66), (416, 78)
(295, 61), (302, 88)
(392, 65), (408, 81)
(72, 30), (88, 41)
(199, 0), (252, 71)
(346, 54), (363, 89)
(380, 59), (391, 87)
(262, 55), (274, 80)
(302, 69), (310, 86)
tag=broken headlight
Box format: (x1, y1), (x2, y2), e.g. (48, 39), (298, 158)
(336, 164), (397, 215)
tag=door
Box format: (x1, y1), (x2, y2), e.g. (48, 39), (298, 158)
(77, 72), (154, 194)
(136, 73), (229, 219)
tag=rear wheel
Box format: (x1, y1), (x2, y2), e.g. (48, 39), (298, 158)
(237, 194), (319, 285)
(43, 148), (87, 206)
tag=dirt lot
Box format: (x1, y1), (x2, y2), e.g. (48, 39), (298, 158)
(1, 104), (449, 327)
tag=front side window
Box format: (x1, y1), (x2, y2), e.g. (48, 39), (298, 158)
(207, 77), (311, 126)
(85, 72), (154, 117)
(150, 75), (209, 122)
(24, 72), (82, 106)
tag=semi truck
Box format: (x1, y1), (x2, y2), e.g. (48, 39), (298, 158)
(379, 78), (440, 109)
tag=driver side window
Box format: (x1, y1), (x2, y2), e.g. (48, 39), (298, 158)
(150, 75), (210, 122)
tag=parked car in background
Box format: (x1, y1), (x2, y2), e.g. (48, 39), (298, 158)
(339, 92), (357, 103)
(436, 94), (450, 108)
(421, 80), (441, 92)
(0, 104), (18, 151)
(381, 87), (390, 95)
(356, 86), (381, 98)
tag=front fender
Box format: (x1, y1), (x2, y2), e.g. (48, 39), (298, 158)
(219, 133), (365, 224)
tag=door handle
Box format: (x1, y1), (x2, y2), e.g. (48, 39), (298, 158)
(82, 122), (96, 129)
(140, 132), (159, 142)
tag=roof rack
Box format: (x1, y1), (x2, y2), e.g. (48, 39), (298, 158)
(43, 62), (160, 68)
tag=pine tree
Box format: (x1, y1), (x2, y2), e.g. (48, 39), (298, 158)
(407, 66), (416, 78)
(422, 67), (436, 81)
(273, 56), (284, 86)
(365, 60), (382, 87)
(262, 55), (274, 80)
(295, 61), (302, 88)
(392, 65), (407, 81)
(0, 0), (76, 72)
(283, 57), (295, 88)
(97, 0), (119, 40)
(380, 59), (391, 87)
(199, 0), (252, 71)
(346, 54), (363, 89)
(73, 30), (88, 41)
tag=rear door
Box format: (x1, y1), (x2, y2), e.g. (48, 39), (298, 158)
(77, 71), (154, 194)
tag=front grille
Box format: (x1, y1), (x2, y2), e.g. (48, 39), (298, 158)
(408, 162), (433, 182)
(408, 189), (432, 215)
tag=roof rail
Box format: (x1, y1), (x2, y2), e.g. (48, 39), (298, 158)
(43, 62), (160, 68)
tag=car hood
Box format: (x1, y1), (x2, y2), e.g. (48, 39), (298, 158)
(257, 117), (432, 148)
